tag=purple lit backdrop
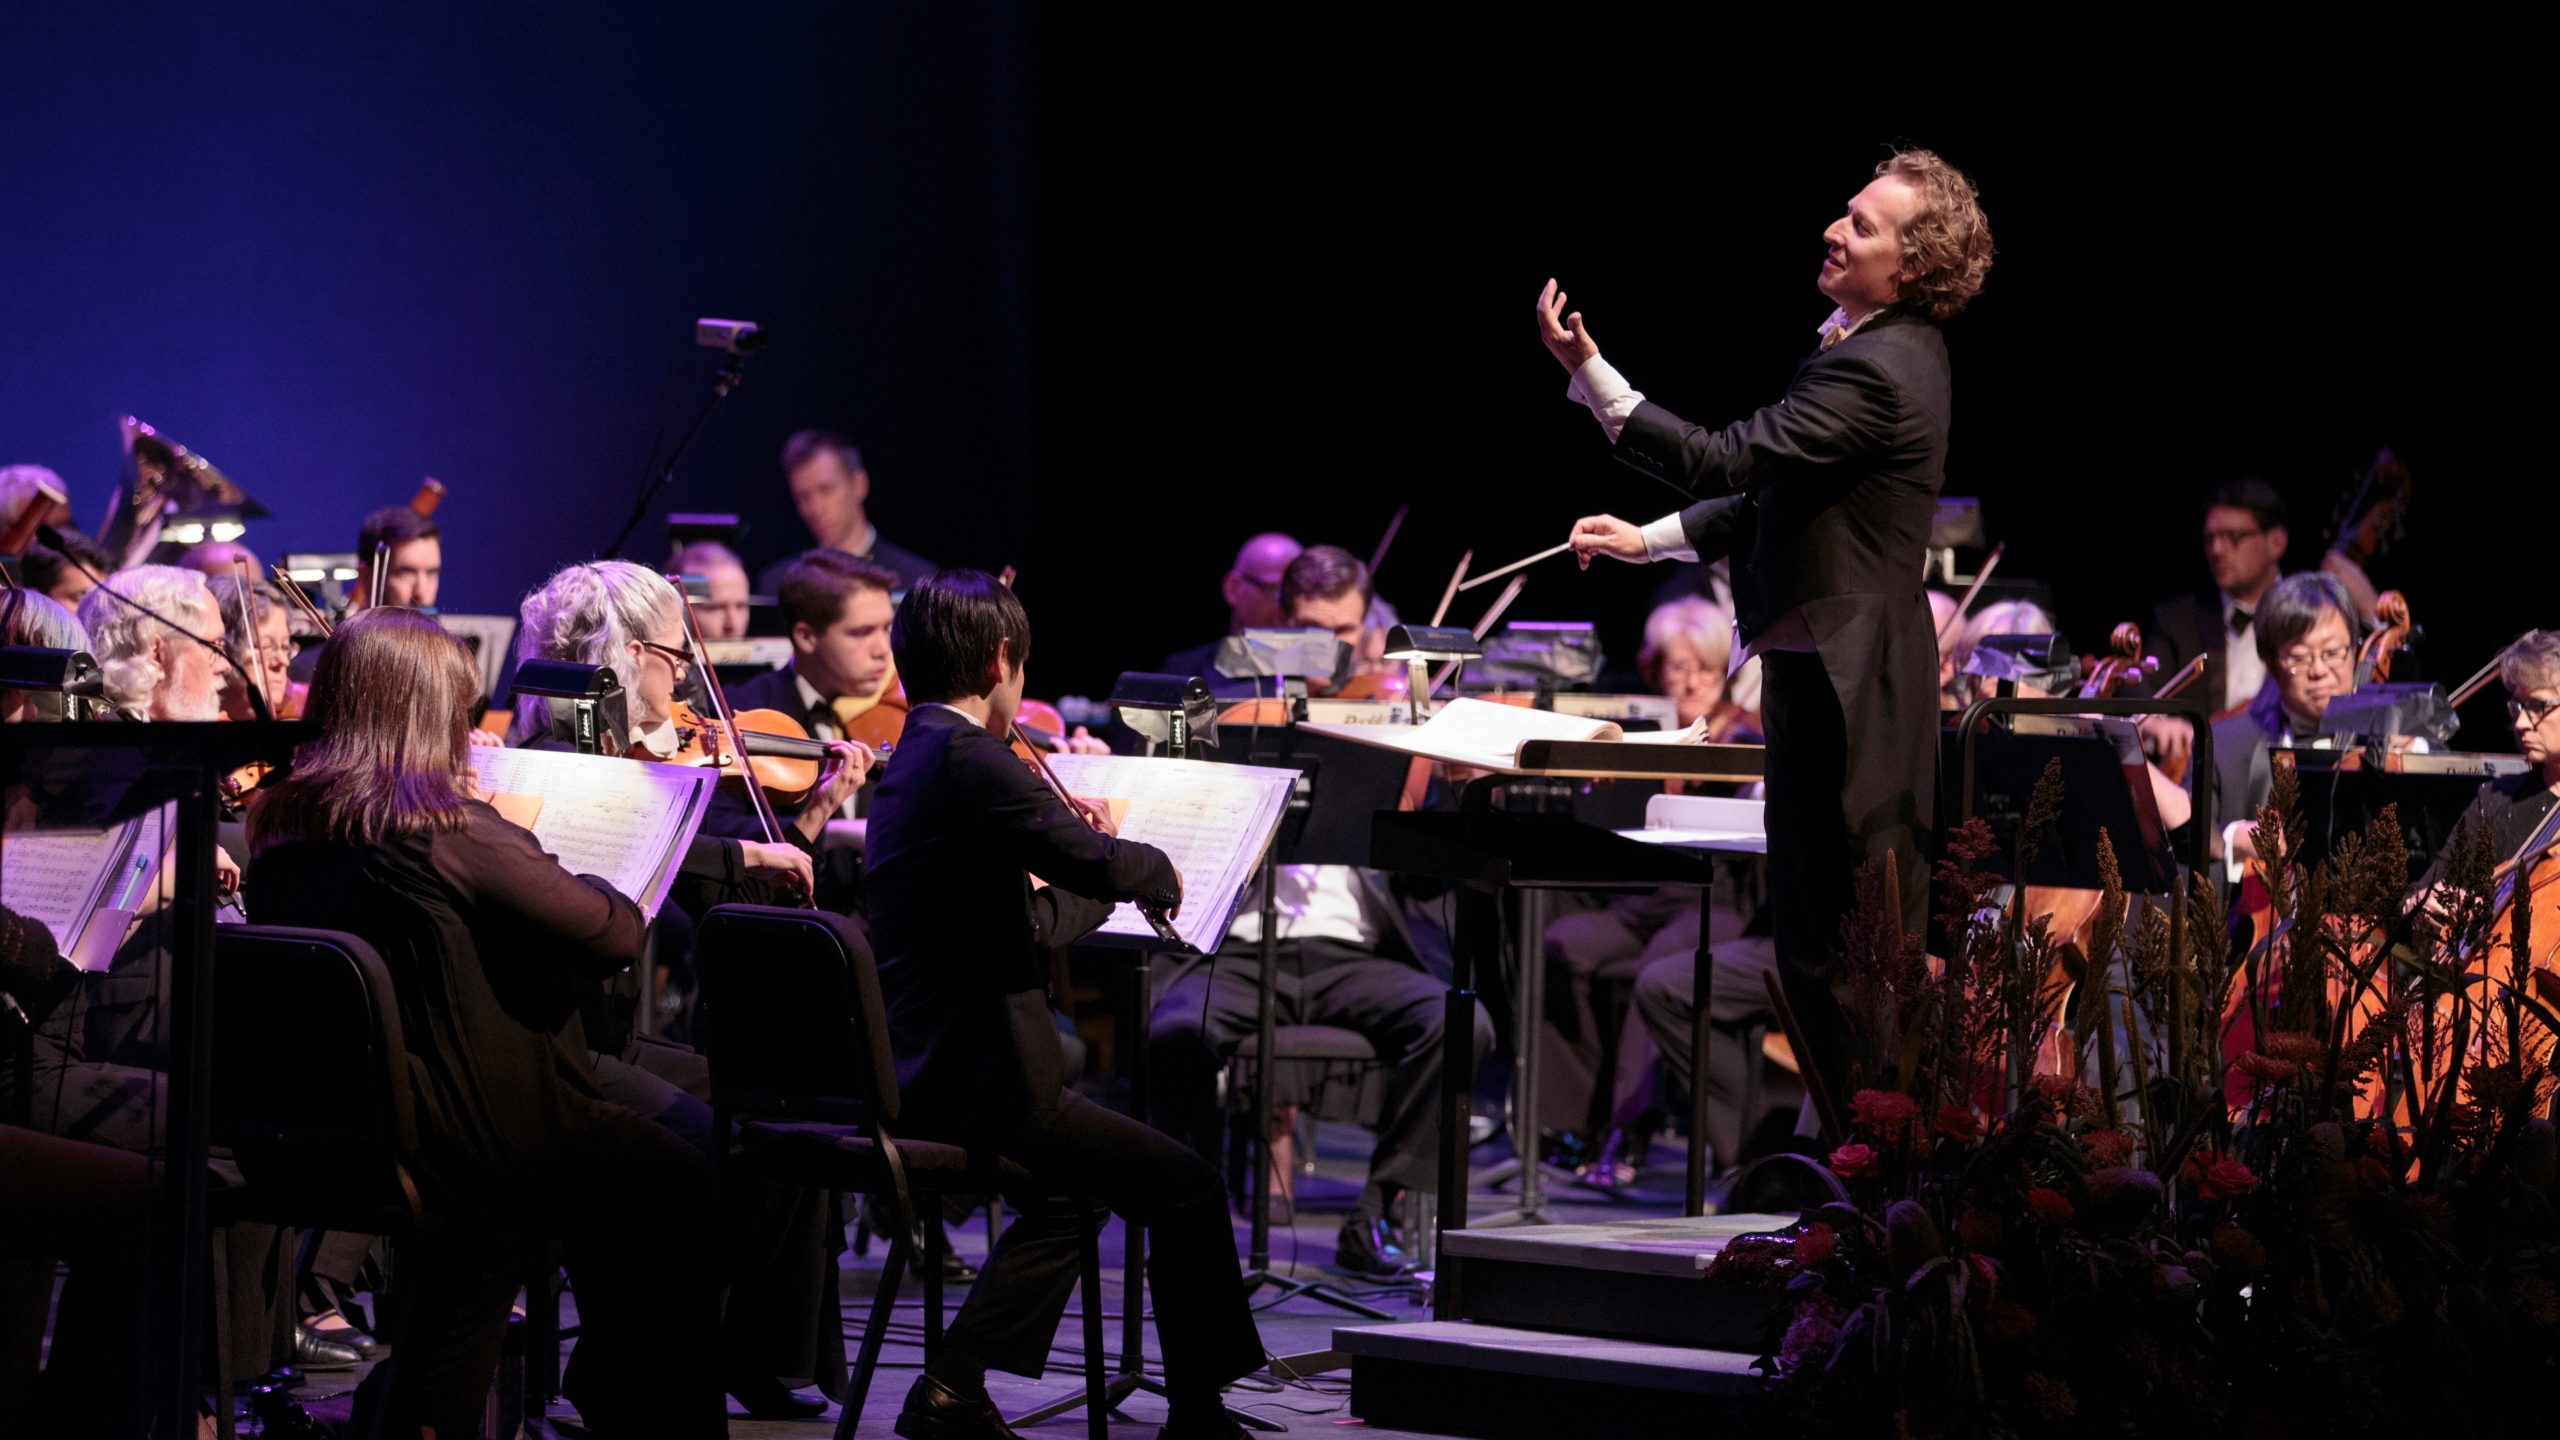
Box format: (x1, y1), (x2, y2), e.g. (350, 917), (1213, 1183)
(2, 15), (2534, 719)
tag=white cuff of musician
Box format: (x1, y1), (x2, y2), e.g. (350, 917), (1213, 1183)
(1639, 512), (1696, 564)
(2220, 821), (2250, 884)
(1566, 353), (1644, 443)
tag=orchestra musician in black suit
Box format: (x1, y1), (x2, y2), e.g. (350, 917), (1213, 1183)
(1544, 148), (1992, 1101)
(863, 570), (1264, 1440)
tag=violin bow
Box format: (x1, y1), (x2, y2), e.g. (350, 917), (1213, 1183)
(232, 556), (272, 716)
(665, 572), (805, 900)
(269, 564), (335, 638)
(1367, 503), (1410, 582)
(1936, 541), (2006, 646)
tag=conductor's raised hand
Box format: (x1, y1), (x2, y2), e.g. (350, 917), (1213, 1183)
(1569, 514), (1648, 569)
(1534, 278), (1599, 375)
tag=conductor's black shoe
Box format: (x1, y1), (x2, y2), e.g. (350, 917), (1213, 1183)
(894, 1374), (1024, 1440)
(726, 1369), (829, 1420)
(291, 1323), (364, 1371)
(1333, 1216), (1416, 1279)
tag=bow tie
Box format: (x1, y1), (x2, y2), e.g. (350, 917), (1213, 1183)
(2230, 607), (2253, 635)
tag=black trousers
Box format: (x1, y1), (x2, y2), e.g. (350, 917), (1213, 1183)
(0, 1126), (151, 1439)
(1758, 649), (1933, 1105)
(592, 1037), (841, 1390)
(908, 1088), (1265, 1389)
(0, 1038), (294, 1386)
(1148, 937), (1490, 1208)
(387, 1105), (728, 1440)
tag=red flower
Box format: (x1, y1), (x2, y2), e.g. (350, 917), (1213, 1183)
(2026, 1186), (2075, 1225)
(2082, 1129), (2137, 1167)
(2032, 1073), (2100, 1118)
(1850, 1088), (1921, 1134)
(1936, 1104), (1983, 1141)
(1793, 1222), (1836, 1264)
(2209, 1223), (2266, 1274)
(1830, 1143), (1882, 1180)
(2200, 1157), (2258, 1202)
(2354, 1154), (2395, 1190)
(2232, 1052), (2302, 1084)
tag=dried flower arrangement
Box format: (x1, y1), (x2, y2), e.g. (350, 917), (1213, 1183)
(1720, 759), (2560, 1436)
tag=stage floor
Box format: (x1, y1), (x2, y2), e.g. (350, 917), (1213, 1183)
(278, 1121), (1708, 1438)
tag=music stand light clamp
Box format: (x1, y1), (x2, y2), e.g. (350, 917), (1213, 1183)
(511, 660), (625, 756)
(1107, 672), (1219, 759)
(0, 645), (105, 721)
(1214, 628), (1345, 711)
(1381, 624), (1482, 722)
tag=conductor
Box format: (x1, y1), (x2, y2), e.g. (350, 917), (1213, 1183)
(1540, 148), (1993, 1101)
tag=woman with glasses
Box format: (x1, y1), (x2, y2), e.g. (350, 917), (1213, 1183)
(511, 559), (870, 1419)
(2412, 630), (2560, 903)
(2208, 572), (2366, 876)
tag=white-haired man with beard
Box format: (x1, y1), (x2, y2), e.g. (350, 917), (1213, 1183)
(75, 563), (235, 722)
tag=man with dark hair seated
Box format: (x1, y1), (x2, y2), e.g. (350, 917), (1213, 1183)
(866, 569), (1264, 1440)
(351, 505), (443, 611)
(758, 429), (938, 596)
(1148, 544), (1494, 1279)
(1159, 532), (1303, 697)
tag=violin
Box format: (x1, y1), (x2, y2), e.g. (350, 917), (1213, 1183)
(2358, 590), (2415, 684)
(2078, 622), (2158, 700)
(655, 701), (837, 806)
(838, 671), (912, 755)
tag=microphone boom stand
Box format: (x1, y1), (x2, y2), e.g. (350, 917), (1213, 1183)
(601, 350), (752, 561)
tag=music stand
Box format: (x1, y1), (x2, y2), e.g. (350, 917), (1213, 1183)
(1212, 720), (1422, 1317)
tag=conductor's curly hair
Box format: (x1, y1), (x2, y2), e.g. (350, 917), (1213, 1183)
(1878, 148), (1993, 320)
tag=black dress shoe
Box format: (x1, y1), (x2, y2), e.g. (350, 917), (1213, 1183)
(726, 1369), (830, 1420)
(1333, 1216), (1416, 1280)
(894, 1374), (1024, 1440)
(291, 1322), (364, 1371)
(864, 1203), (981, 1284)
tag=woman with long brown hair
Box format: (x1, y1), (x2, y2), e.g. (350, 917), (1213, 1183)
(244, 608), (726, 1440)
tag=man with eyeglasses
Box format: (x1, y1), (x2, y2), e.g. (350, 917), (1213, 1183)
(2207, 571), (2365, 875)
(1159, 530), (1303, 697)
(2411, 629), (2560, 909)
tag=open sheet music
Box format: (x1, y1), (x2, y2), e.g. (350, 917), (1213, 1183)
(1, 810), (157, 970)
(468, 747), (719, 915)
(1040, 753), (1297, 954)
(1298, 696), (1706, 772)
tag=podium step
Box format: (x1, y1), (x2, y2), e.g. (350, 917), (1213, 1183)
(1439, 1212), (1794, 1348)
(1334, 1320), (1765, 1438)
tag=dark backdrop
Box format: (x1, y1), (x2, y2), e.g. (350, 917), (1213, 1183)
(2, 13), (2534, 739)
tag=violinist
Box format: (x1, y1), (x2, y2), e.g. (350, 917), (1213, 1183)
(864, 570), (1266, 1440)
(726, 550), (897, 746)
(2209, 571), (2365, 874)
(244, 608), (728, 1439)
(512, 559), (862, 1419)
(669, 539), (752, 641)
(349, 505), (442, 611)
(74, 564), (233, 723)
(18, 527), (109, 611)
(0, 592), (86, 723)
(2412, 630), (2560, 903)
(1151, 541), (1491, 1279)
(207, 573), (298, 721)
(1158, 531), (1303, 696)
(2148, 478), (2384, 717)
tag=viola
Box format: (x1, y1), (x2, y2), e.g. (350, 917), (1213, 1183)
(2358, 590), (2415, 684)
(656, 701), (837, 806)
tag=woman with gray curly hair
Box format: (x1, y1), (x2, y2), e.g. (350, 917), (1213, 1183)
(71, 563), (233, 721)
(2414, 629), (2560, 900)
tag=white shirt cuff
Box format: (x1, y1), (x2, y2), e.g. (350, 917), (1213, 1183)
(1639, 511), (1696, 563)
(2219, 820), (2251, 884)
(1565, 354), (1644, 444)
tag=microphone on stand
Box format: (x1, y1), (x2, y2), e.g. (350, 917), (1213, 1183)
(32, 524), (273, 723)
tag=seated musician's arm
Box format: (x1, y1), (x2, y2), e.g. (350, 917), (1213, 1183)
(958, 730), (1178, 909)
(452, 803), (649, 980)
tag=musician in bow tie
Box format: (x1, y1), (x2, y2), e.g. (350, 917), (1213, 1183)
(725, 550), (899, 743)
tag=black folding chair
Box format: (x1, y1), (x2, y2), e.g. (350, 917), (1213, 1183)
(208, 925), (426, 1440)
(694, 904), (1109, 1440)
